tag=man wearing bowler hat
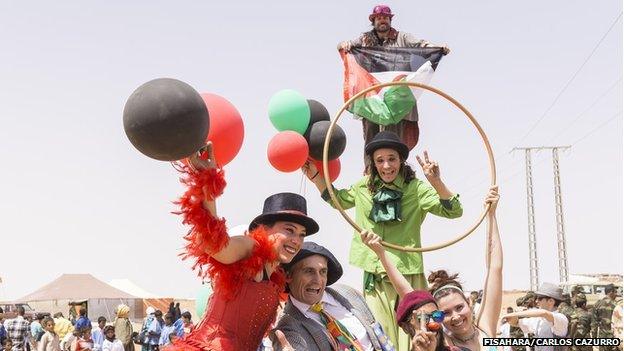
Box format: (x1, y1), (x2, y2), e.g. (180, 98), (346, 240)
(272, 242), (390, 351)
(502, 283), (569, 351)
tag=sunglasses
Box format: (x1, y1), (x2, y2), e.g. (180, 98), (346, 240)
(411, 310), (445, 323)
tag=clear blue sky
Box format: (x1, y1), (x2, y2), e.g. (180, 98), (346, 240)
(0, 1), (621, 300)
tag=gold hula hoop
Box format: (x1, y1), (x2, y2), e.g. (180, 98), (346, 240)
(322, 81), (497, 252)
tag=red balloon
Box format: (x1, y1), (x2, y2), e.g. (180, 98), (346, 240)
(312, 158), (341, 182)
(267, 132), (309, 172)
(200, 93), (244, 167)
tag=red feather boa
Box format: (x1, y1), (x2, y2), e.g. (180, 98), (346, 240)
(174, 165), (228, 278)
(207, 226), (286, 299)
(174, 164), (286, 299)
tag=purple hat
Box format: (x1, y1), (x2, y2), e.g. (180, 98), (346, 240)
(369, 4), (394, 22)
(396, 290), (436, 323)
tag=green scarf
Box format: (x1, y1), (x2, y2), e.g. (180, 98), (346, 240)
(368, 187), (403, 223)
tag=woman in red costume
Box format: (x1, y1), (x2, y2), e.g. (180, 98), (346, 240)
(167, 144), (319, 351)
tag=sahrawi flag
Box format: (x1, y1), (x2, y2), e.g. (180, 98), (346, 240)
(341, 47), (445, 125)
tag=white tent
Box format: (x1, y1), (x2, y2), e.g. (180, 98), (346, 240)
(108, 279), (159, 298)
(109, 279), (175, 317)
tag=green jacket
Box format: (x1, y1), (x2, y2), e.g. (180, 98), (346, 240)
(570, 307), (592, 338)
(509, 325), (526, 351)
(592, 296), (617, 337)
(322, 174), (462, 274)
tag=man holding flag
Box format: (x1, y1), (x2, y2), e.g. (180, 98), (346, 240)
(338, 4), (450, 154)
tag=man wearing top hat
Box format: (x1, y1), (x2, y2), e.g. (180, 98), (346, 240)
(502, 283), (569, 351)
(272, 242), (390, 351)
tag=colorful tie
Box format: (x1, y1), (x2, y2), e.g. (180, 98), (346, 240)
(310, 302), (364, 351)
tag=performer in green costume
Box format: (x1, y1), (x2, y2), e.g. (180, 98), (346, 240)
(303, 131), (463, 351)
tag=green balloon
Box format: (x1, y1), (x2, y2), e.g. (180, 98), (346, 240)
(196, 284), (213, 319)
(268, 89), (311, 134)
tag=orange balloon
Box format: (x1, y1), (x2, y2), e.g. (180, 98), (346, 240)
(267, 132), (309, 172)
(201, 93), (244, 167)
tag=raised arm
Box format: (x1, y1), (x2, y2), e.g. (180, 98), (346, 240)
(302, 160), (358, 210)
(181, 143), (255, 265)
(416, 151), (463, 221)
(476, 186), (503, 337)
(401, 33), (450, 55)
(302, 160), (328, 194)
(361, 230), (413, 299)
(337, 35), (363, 52)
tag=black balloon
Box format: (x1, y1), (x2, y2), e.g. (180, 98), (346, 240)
(303, 99), (330, 139)
(307, 120), (347, 161)
(123, 78), (209, 161)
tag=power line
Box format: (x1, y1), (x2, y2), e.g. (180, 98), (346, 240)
(495, 112), (621, 187)
(462, 109), (621, 201)
(551, 77), (622, 143)
(514, 12), (623, 146)
(461, 151), (551, 200)
(459, 12), (623, 192)
(571, 110), (622, 146)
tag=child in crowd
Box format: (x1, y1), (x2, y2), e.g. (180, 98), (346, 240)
(38, 316), (61, 351)
(101, 326), (124, 351)
(2, 339), (13, 351)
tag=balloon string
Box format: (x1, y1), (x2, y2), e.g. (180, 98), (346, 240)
(299, 172), (307, 197)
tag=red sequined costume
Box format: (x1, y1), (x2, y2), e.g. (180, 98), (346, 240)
(166, 166), (286, 351)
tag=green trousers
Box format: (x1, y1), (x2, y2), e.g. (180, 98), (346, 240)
(364, 273), (427, 351)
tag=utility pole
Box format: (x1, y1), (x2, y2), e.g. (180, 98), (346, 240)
(512, 146), (570, 289)
(552, 147), (571, 284)
(514, 148), (540, 291)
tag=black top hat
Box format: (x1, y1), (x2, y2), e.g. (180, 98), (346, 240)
(364, 131), (409, 160)
(249, 192), (319, 235)
(283, 242), (343, 287)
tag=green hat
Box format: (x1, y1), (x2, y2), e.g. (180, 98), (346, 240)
(516, 296), (526, 306)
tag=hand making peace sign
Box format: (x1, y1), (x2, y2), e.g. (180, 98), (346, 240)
(415, 150), (441, 184)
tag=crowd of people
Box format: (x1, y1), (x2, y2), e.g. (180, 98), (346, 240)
(496, 284), (623, 351)
(0, 302), (195, 351)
